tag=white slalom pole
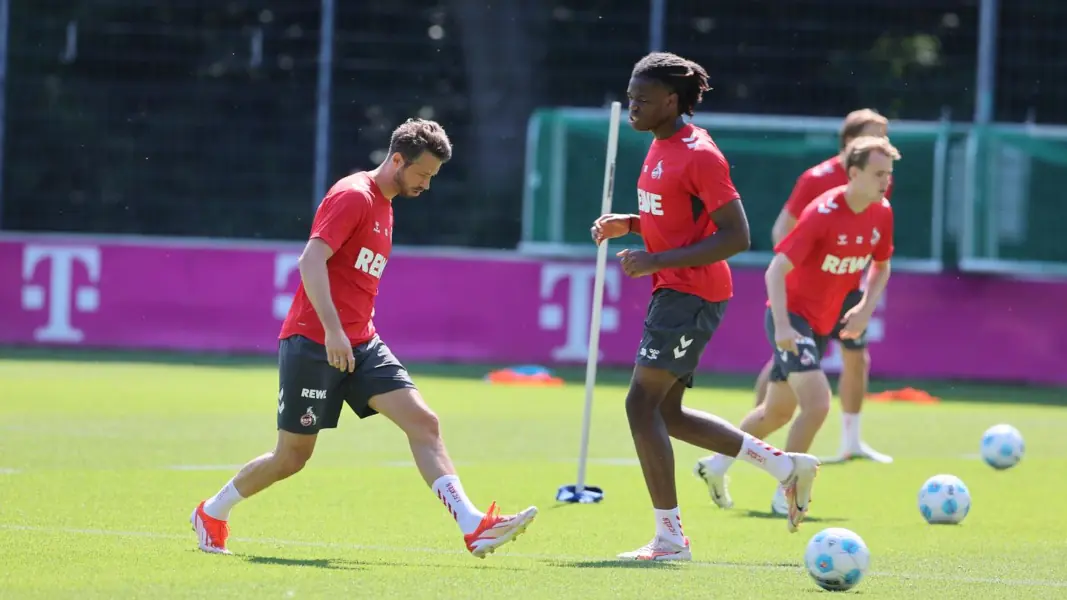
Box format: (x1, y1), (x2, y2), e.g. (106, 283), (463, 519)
(574, 101), (622, 497)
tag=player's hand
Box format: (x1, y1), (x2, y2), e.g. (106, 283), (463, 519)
(590, 214), (632, 245)
(838, 305), (871, 340)
(774, 324), (801, 355)
(617, 248), (660, 278)
(324, 328), (355, 373)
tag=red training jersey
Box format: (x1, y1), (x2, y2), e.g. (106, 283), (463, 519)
(782, 155), (894, 219)
(773, 185), (895, 336)
(636, 123), (741, 303)
(279, 172), (394, 346)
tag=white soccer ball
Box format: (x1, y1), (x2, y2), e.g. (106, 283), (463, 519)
(803, 527), (871, 592)
(980, 423), (1025, 470)
(917, 474), (971, 524)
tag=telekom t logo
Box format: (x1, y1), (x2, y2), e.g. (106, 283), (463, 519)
(21, 245), (102, 343)
(273, 252), (301, 319)
(538, 263), (622, 361)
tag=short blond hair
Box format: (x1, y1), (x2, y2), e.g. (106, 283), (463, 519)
(844, 136), (901, 172)
(839, 109), (889, 150)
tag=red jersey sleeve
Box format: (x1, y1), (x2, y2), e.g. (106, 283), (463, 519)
(782, 172), (819, 218)
(774, 204), (826, 267)
(873, 200), (895, 262)
(309, 189), (370, 252)
(689, 147), (740, 214)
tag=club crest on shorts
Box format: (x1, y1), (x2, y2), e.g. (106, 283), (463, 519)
(300, 407), (317, 427)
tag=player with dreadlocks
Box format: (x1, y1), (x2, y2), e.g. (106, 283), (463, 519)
(592, 52), (821, 561)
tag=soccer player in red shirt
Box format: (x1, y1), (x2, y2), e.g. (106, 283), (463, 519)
(592, 52), (821, 561)
(191, 118), (537, 558)
(720, 109), (894, 471)
(693, 136), (897, 515)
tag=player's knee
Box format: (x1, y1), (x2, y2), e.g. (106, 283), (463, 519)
(273, 444), (314, 478)
(842, 347), (870, 373)
(764, 399), (795, 429)
(404, 406), (441, 444)
(791, 372), (832, 417)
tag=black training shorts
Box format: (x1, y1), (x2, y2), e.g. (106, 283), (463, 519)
(634, 288), (727, 388)
(276, 334), (416, 434)
(764, 308), (831, 383)
(830, 289), (868, 351)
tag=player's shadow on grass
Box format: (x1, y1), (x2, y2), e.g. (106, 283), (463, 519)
(543, 559), (684, 570)
(241, 554), (531, 572)
(738, 510), (846, 524)
(242, 555), (365, 571)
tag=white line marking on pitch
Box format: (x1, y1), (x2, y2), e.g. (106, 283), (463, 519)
(0, 524), (1064, 589)
(0, 468), (18, 475)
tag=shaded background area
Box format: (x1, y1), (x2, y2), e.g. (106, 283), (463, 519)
(3, 0), (1064, 248)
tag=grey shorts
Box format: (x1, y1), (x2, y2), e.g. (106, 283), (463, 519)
(831, 289), (868, 350)
(634, 288), (728, 388)
(276, 334), (416, 434)
(764, 309), (830, 382)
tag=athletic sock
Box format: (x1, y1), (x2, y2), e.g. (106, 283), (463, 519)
(736, 434), (795, 482)
(653, 507), (686, 546)
(203, 479), (245, 521)
(432, 475), (485, 535)
(842, 412), (861, 451)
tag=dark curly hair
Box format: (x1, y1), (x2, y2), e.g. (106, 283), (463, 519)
(631, 52), (712, 117)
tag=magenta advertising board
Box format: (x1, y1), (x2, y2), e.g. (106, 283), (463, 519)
(1, 233), (1065, 386)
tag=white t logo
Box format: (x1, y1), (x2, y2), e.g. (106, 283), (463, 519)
(538, 264), (622, 361)
(21, 245), (101, 342)
(273, 252), (301, 319)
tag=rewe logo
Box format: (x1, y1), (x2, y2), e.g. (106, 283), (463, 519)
(820, 254), (871, 275)
(355, 247), (387, 278)
(637, 188), (664, 216)
(538, 264), (622, 361)
(21, 245), (101, 342)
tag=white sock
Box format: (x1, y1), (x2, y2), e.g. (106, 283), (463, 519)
(705, 453), (735, 476)
(654, 507), (686, 545)
(841, 412), (861, 450)
(736, 434), (795, 482)
(203, 479), (244, 521)
(432, 475), (485, 535)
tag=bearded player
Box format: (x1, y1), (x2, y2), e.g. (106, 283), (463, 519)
(693, 136), (897, 515)
(190, 118), (537, 558)
(591, 52), (821, 561)
(698, 109), (894, 487)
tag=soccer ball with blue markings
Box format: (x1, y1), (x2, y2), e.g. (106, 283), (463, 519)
(917, 474), (971, 524)
(980, 423), (1024, 470)
(803, 527), (870, 592)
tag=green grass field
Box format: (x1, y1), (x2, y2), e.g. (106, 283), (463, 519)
(1, 351), (1066, 599)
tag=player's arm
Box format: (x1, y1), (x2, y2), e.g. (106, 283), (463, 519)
(856, 207), (895, 315)
(765, 252), (794, 328)
(858, 260), (891, 316)
(770, 210), (797, 247)
(769, 207), (823, 329)
(652, 199), (750, 268)
(774, 173), (813, 245)
(650, 151), (750, 268)
(297, 239), (344, 334)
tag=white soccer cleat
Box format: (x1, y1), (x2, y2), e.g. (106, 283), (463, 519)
(782, 453), (820, 533)
(693, 458), (734, 509)
(770, 485), (789, 516)
(463, 502), (538, 559)
(616, 536), (692, 561)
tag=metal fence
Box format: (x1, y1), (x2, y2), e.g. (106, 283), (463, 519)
(1, 0), (1064, 262)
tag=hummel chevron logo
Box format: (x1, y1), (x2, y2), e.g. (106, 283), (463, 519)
(673, 335), (694, 359)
